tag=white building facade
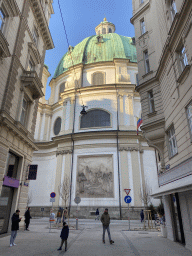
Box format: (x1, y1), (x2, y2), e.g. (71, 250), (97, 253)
(29, 19), (159, 219)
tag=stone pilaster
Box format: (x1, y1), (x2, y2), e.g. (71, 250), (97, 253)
(60, 101), (67, 135)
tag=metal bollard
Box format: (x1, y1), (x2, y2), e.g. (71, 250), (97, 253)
(76, 218), (78, 230)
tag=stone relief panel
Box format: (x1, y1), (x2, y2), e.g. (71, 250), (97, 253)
(76, 155), (114, 198)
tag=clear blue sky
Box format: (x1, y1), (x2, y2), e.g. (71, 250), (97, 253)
(44, 0), (135, 100)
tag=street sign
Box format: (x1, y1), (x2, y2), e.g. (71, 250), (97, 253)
(50, 192), (56, 198)
(124, 189), (131, 195)
(124, 196), (132, 204)
(50, 198), (55, 202)
(74, 196), (81, 204)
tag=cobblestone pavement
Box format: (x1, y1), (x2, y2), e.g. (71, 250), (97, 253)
(0, 218), (192, 256)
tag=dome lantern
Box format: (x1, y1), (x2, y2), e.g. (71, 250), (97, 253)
(95, 17), (116, 35)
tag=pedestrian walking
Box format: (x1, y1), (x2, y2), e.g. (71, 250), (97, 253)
(100, 208), (114, 244)
(63, 207), (68, 222)
(25, 207), (32, 231)
(140, 209), (144, 222)
(10, 210), (22, 247)
(95, 208), (100, 220)
(57, 221), (69, 251)
(56, 209), (62, 224)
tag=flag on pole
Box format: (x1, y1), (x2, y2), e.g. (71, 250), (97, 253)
(137, 117), (143, 135)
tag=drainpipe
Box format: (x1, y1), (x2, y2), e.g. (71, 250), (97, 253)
(115, 84), (122, 220)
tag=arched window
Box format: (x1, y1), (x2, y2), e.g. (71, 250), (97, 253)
(92, 72), (105, 85)
(80, 109), (110, 128)
(102, 28), (106, 34)
(109, 28), (112, 33)
(59, 83), (65, 99)
(54, 117), (61, 135)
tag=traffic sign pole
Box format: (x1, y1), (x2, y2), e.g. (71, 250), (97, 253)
(124, 195), (132, 231)
(128, 203), (130, 231)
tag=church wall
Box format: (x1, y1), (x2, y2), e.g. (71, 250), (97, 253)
(29, 152), (57, 206)
(83, 66), (116, 87)
(71, 146), (120, 207)
(74, 94), (118, 133)
(127, 67), (138, 84)
(49, 107), (62, 139)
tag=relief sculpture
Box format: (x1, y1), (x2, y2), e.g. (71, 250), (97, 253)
(76, 156), (114, 198)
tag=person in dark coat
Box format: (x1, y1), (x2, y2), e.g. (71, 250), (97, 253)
(101, 208), (114, 244)
(140, 209), (144, 222)
(10, 210), (22, 246)
(25, 207), (32, 231)
(57, 221), (69, 251)
(95, 208), (99, 220)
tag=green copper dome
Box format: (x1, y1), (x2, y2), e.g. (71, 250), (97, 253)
(53, 33), (137, 79)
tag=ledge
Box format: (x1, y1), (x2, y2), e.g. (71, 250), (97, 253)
(142, 70), (153, 79)
(3, 0), (19, 17)
(177, 65), (191, 84)
(20, 71), (44, 99)
(130, 1), (150, 24)
(29, 0), (54, 50)
(147, 111), (157, 118)
(0, 30), (11, 58)
(138, 31), (148, 40)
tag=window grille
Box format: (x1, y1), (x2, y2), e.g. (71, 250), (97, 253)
(167, 126), (177, 157)
(92, 72), (104, 85)
(80, 109), (110, 128)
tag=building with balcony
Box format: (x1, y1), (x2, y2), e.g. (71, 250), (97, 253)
(0, 0), (54, 234)
(131, 0), (192, 250)
(28, 18), (160, 219)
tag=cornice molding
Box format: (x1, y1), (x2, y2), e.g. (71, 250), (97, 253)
(56, 149), (73, 156)
(0, 30), (11, 58)
(119, 147), (144, 153)
(29, 0), (54, 50)
(130, 2), (150, 24)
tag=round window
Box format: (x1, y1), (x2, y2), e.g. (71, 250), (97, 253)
(54, 117), (61, 135)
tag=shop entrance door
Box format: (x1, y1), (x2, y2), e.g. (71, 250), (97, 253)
(171, 193), (185, 244)
(0, 152), (19, 234)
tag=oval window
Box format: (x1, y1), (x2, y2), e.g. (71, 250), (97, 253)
(54, 117), (61, 135)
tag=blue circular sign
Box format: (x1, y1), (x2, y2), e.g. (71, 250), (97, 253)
(50, 192), (56, 198)
(124, 195), (132, 204)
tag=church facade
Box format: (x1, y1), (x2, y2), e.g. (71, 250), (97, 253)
(29, 19), (159, 219)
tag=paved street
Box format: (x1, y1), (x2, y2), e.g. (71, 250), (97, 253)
(0, 218), (192, 256)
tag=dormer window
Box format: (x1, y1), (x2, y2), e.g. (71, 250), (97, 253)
(96, 35), (103, 43)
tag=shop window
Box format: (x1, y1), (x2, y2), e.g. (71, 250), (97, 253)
(6, 152), (19, 179)
(80, 109), (110, 129)
(167, 125), (177, 158)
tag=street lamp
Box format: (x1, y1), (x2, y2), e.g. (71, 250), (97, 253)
(80, 105), (87, 115)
